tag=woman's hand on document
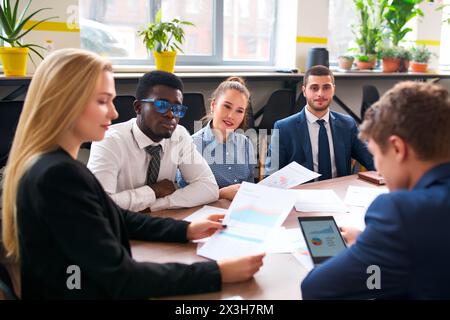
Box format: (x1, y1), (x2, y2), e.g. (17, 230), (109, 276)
(218, 253), (266, 283)
(186, 214), (227, 240)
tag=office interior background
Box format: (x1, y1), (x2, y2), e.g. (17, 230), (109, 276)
(1, 0), (450, 122)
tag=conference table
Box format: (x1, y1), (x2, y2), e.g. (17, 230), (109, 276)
(131, 174), (387, 300)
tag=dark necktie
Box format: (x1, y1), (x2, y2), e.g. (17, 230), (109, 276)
(145, 145), (162, 186)
(317, 119), (332, 180)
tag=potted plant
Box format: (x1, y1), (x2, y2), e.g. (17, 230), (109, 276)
(0, 0), (56, 76)
(138, 9), (193, 73)
(352, 0), (388, 70)
(338, 54), (354, 70)
(397, 46), (412, 72)
(355, 54), (377, 70)
(384, 0), (424, 46)
(410, 46), (433, 72)
(379, 46), (400, 73)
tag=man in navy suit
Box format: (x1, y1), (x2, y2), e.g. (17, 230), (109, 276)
(266, 65), (374, 179)
(301, 81), (450, 299)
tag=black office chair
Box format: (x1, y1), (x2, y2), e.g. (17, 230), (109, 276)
(179, 92), (207, 134)
(361, 85), (380, 120)
(244, 99), (255, 130)
(0, 101), (24, 168)
(295, 92), (307, 113)
(112, 95), (136, 125)
(254, 89), (296, 131)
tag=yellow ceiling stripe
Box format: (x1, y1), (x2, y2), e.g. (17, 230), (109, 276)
(296, 36), (328, 44)
(23, 20), (80, 33)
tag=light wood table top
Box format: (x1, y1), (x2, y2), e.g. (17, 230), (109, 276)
(131, 174), (386, 300)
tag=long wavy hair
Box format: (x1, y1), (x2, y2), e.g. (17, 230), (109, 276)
(2, 48), (112, 261)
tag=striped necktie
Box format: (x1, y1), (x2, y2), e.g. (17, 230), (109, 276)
(145, 145), (162, 186)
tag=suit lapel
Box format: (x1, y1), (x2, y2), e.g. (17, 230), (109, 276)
(297, 110), (314, 170)
(330, 112), (346, 176)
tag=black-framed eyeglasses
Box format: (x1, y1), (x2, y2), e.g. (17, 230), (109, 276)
(140, 98), (188, 118)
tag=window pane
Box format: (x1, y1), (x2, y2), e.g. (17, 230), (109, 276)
(440, 0), (450, 66)
(223, 0), (276, 61)
(79, 0), (149, 59)
(328, 0), (357, 61)
(161, 0), (213, 56)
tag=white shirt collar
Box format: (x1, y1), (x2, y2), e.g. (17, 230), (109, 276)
(131, 119), (167, 152)
(305, 106), (330, 125)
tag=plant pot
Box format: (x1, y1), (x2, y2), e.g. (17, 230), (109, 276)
(382, 58), (400, 73)
(398, 59), (409, 72)
(0, 47), (29, 76)
(356, 60), (375, 70)
(410, 61), (427, 73)
(153, 51), (177, 73)
(338, 57), (354, 70)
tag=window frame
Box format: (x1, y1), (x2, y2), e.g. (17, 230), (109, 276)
(101, 0), (277, 66)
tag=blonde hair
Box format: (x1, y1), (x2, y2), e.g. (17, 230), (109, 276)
(2, 48), (112, 261)
(204, 76), (250, 130)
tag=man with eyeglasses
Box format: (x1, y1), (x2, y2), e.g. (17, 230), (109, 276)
(88, 71), (219, 212)
(265, 65), (374, 179)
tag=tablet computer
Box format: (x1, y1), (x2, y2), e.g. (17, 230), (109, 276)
(297, 216), (347, 266)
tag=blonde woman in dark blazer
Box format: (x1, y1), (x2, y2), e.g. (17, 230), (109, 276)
(1, 49), (264, 299)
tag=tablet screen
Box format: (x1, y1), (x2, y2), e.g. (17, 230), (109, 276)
(299, 218), (346, 258)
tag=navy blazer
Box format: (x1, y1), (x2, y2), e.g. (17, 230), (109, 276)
(301, 162), (450, 299)
(266, 109), (374, 176)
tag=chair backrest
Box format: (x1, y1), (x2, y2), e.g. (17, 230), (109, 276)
(0, 101), (24, 168)
(295, 92), (307, 113)
(112, 95), (136, 124)
(361, 85), (380, 120)
(244, 100), (255, 130)
(257, 89), (296, 130)
(179, 92), (206, 134)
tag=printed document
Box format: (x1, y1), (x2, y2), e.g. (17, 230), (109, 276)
(258, 161), (321, 189)
(197, 182), (296, 260)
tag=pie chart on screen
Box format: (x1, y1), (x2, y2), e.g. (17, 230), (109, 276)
(311, 237), (322, 246)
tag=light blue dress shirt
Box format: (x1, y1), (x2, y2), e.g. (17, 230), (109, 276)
(178, 122), (256, 188)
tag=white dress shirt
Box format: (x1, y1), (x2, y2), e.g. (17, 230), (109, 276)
(304, 107), (337, 178)
(87, 119), (219, 212)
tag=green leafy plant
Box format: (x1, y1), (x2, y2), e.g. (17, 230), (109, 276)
(0, 0), (57, 59)
(410, 46), (434, 63)
(352, 0), (389, 56)
(338, 54), (354, 60)
(384, 0), (424, 46)
(397, 46), (412, 60)
(379, 46), (401, 59)
(436, 3), (449, 24)
(138, 9), (194, 53)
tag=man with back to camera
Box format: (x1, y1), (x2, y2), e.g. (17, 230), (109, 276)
(88, 71), (219, 212)
(301, 81), (450, 299)
(266, 65), (374, 179)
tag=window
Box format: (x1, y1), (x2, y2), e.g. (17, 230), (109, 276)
(79, 0), (277, 66)
(328, 0), (358, 62)
(440, 0), (450, 67)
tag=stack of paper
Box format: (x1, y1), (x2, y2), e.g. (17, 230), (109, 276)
(197, 182), (297, 260)
(258, 161), (321, 189)
(183, 205), (228, 222)
(290, 189), (348, 213)
(344, 185), (388, 208)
